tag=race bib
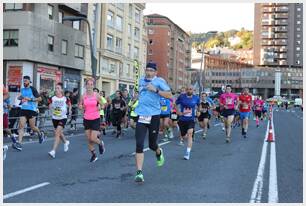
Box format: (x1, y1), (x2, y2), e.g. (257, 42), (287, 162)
(138, 115), (152, 124)
(202, 108), (208, 113)
(242, 103), (249, 109)
(171, 113), (178, 119)
(183, 108), (192, 117)
(114, 103), (121, 109)
(226, 97), (233, 105)
(161, 106), (167, 111)
(53, 107), (62, 116)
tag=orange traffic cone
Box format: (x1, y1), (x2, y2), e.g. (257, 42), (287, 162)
(266, 120), (274, 142)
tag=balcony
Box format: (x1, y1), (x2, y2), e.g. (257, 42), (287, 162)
(261, 40), (274, 46)
(275, 14), (288, 19)
(279, 46), (287, 52)
(262, 7), (275, 13)
(279, 53), (287, 59)
(275, 20), (288, 25)
(275, 7), (289, 12)
(279, 60), (288, 65)
(275, 40), (287, 46)
(275, 33), (288, 39)
(275, 26), (287, 32)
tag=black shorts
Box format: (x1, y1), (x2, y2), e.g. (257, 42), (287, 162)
(160, 114), (170, 119)
(198, 112), (211, 122)
(20, 109), (38, 120)
(83, 118), (100, 131)
(255, 110), (262, 118)
(52, 119), (67, 128)
(112, 112), (123, 126)
(215, 106), (221, 113)
(178, 120), (195, 137)
(222, 109), (236, 118)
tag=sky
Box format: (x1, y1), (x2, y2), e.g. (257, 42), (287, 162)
(144, 3), (254, 33)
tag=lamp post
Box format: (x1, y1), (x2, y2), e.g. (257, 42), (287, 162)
(63, 16), (97, 86)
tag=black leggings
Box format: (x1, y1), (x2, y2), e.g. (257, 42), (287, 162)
(135, 115), (160, 153)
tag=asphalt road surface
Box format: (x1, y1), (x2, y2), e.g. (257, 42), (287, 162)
(3, 107), (303, 203)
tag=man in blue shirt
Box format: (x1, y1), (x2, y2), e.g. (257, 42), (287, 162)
(175, 85), (200, 160)
(16, 76), (45, 151)
(134, 62), (172, 183)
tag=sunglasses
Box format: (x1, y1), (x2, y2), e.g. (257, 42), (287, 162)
(146, 69), (156, 72)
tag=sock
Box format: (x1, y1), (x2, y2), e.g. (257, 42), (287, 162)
(137, 170), (142, 174)
(11, 136), (17, 143)
(187, 147), (191, 153)
(242, 128), (245, 135)
(91, 150), (96, 156)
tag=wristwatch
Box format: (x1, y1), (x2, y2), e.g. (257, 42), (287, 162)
(155, 89), (159, 94)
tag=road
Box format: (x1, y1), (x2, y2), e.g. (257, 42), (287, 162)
(3, 107), (303, 203)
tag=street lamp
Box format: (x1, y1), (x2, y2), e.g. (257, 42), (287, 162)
(62, 16), (97, 86)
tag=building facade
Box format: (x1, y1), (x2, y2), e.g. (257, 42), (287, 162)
(84, 3), (147, 97)
(3, 3), (87, 101)
(145, 14), (192, 91)
(254, 3), (303, 67)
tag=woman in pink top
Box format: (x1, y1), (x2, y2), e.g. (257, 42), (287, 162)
(79, 78), (106, 162)
(219, 85), (238, 143)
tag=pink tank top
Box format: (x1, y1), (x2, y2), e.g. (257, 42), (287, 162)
(83, 92), (100, 120)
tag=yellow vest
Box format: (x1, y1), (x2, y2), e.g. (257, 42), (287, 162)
(99, 96), (107, 116)
(128, 99), (138, 117)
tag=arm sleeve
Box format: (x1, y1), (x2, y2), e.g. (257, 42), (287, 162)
(31, 86), (40, 98)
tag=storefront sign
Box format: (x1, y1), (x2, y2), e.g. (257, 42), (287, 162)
(8, 66), (22, 92)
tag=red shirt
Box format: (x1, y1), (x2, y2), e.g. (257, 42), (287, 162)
(239, 94), (252, 112)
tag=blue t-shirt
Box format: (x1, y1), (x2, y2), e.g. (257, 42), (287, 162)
(160, 97), (171, 115)
(20, 87), (39, 112)
(176, 94), (200, 122)
(135, 76), (171, 116)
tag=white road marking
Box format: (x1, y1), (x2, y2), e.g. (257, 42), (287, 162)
(268, 114), (278, 203)
(4, 182), (50, 200)
(250, 120), (269, 203)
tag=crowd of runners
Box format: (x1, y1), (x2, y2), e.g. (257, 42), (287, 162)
(4, 62), (281, 183)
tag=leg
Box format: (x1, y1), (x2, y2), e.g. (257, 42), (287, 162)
(203, 118), (209, 135)
(28, 117), (40, 134)
(52, 126), (63, 151)
(18, 116), (27, 143)
(148, 116), (161, 154)
(135, 122), (147, 171)
(226, 115), (234, 137)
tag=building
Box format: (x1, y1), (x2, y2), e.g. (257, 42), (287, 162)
(84, 3), (147, 97)
(3, 3), (87, 101)
(253, 3), (303, 67)
(191, 51), (302, 98)
(145, 14), (192, 91)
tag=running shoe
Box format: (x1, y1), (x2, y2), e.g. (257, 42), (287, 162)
(226, 137), (231, 143)
(179, 140), (184, 146)
(64, 140), (70, 152)
(12, 142), (22, 151)
(184, 151), (190, 160)
(90, 154), (98, 162)
(169, 130), (174, 139)
(135, 170), (144, 183)
(202, 132), (207, 139)
(222, 127), (225, 131)
(3, 145), (8, 160)
(48, 150), (56, 158)
(156, 148), (165, 167)
(99, 140), (105, 155)
(102, 129), (106, 135)
(116, 131), (121, 139)
(38, 131), (45, 144)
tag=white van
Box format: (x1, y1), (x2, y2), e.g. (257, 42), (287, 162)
(294, 98), (302, 107)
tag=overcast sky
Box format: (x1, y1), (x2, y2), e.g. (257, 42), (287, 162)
(144, 3), (254, 33)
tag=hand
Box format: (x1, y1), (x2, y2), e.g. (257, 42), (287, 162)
(224, 105), (228, 109)
(78, 104), (83, 110)
(146, 83), (157, 93)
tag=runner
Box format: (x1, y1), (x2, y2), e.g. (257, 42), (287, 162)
(122, 89), (130, 129)
(68, 88), (79, 130)
(16, 76), (45, 150)
(111, 91), (126, 138)
(253, 96), (264, 128)
(238, 88), (252, 138)
(79, 78), (105, 162)
(48, 83), (71, 158)
(98, 90), (108, 135)
(160, 96), (172, 141)
(219, 85), (238, 143)
(197, 92), (212, 139)
(175, 85), (200, 160)
(134, 62), (171, 183)
(128, 91), (139, 129)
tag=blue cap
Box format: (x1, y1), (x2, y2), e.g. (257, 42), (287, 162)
(146, 62), (157, 70)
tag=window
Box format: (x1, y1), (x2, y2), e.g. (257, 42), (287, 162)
(115, 37), (122, 53)
(297, 40), (301, 45)
(117, 3), (124, 10)
(74, 44), (84, 58)
(58, 11), (63, 23)
(127, 64), (131, 76)
(134, 47), (139, 59)
(107, 10), (114, 27)
(48, 5), (54, 20)
(148, 49), (153, 55)
(297, 20), (301, 25)
(107, 34), (113, 50)
(116, 16), (123, 31)
(3, 30), (18, 47)
(135, 9), (140, 23)
(73, 21), (80, 30)
(4, 3), (23, 10)
(128, 44), (131, 57)
(297, 34), (301, 38)
(129, 4), (133, 18)
(134, 27), (140, 40)
(148, 29), (154, 35)
(149, 39), (153, 45)
(297, 27), (301, 31)
(61, 40), (67, 55)
(296, 47), (301, 51)
(128, 24), (132, 37)
(297, 7), (301, 12)
(48, 35), (54, 52)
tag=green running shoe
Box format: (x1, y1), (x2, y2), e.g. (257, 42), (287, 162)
(135, 170), (144, 183)
(156, 148), (165, 167)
